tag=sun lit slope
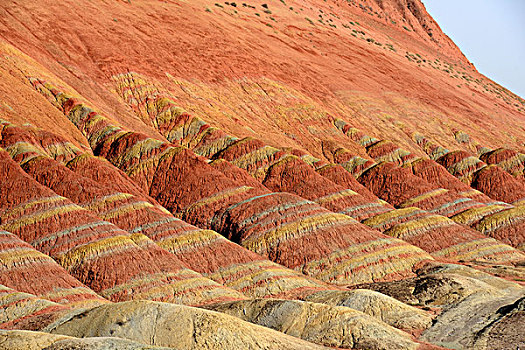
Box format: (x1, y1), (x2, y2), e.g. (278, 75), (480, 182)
(0, 0), (523, 158)
(0, 41), (165, 148)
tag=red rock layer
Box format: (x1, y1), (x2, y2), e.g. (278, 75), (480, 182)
(211, 142), (523, 259)
(67, 155), (338, 299)
(410, 159), (494, 204)
(315, 163), (381, 202)
(104, 79), (525, 259)
(209, 159), (270, 192)
(0, 123), (340, 299)
(0, 149), (245, 305)
(212, 139), (520, 261)
(366, 140), (418, 166)
(334, 119), (496, 205)
(114, 96), (393, 221)
(0, 231), (105, 308)
(413, 132), (525, 205)
(359, 162), (480, 213)
(471, 165), (525, 205)
(261, 154), (392, 220)
(436, 150), (486, 184)
(30, 79), (433, 286)
(342, 156), (525, 252)
(147, 144), (427, 285)
(0, 285), (72, 331)
(480, 148), (525, 184)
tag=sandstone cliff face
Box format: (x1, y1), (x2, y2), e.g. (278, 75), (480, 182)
(0, 0), (524, 349)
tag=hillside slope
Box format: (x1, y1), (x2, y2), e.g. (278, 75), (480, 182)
(0, 0), (524, 349)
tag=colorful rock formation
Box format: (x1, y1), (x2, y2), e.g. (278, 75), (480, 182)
(0, 0), (524, 348)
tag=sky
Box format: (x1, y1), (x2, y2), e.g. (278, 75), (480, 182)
(422, 0), (525, 99)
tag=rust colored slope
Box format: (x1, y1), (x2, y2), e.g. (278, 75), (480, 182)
(147, 143), (429, 285)
(259, 156), (511, 260)
(436, 150), (487, 185)
(262, 155), (392, 220)
(109, 72), (523, 226)
(480, 148), (525, 184)
(315, 163), (380, 202)
(209, 159), (270, 192)
(77, 79), (525, 261)
(0, 43), (90, 152)
(359, 160), (484, 215)
(0, 230), (105, 308)
(2, 0), (523, 155)
(110, 85), (395, 221)
(0, 149), (245, 305)
(58, 149), (334, 300)
(214, 138), (392, 221)
(334, 119), (495, 204)
(33, 79), (432, 286)
(315, 160), (524, 255)
(471, 165), (525, 206)
(415, 133), (525, 205)
(410, 158), (493, 203)
(67, 157), (338, 300)
(0, 123), (338, 300)
(74, 89), (525, 266)
(2, 154), (247, 306)
(328, 153), (525, 252)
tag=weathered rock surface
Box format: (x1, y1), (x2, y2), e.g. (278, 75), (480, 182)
(358, 262), (525, 349)
(205, 298), (419, 349)
(0, 329), (170, 350)
(48, 301), (327, 350)
(304, 289), (432, 331)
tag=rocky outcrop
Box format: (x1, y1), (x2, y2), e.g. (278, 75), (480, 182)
(261, 154), (392, 220)
(0, 122), (336, 301)
(104, 79), (524, 264)
(480, 148), (525, 184)
(206, 298), (419, 349)
(48, 301), (327, 350)
(0, 285), (72, 331)
(471, 165), (525, 205)
(358, 262), (525, 349)
(27, 81), (433, 286)
(304, 289), (432, 331)
(410, 158), (494, 204)
(316, 163), (381, 201)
